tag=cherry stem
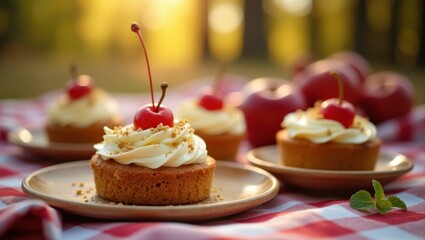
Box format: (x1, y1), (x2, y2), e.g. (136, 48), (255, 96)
(131, 22), (155, 109)
(213, 61), (229, 95)
(70, 63), (78, 80)
(330, 71), (344, 105)
(155, 82), (168, 112)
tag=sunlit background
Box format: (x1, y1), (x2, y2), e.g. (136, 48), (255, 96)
(0, 0), (424, 102)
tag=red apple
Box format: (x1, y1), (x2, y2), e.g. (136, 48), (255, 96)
(330, 51), (371, 83)
(240, 77), (308, 147)
(360, 71), (414, 124)
(291, 53), (315, 77)
(355, 106), (367, 117)
(293, 59), (361, 106)
(241, 77), (288, 97)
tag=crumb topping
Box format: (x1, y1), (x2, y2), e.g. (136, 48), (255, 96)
(151, 124), (170, 134)
(108, 120), (196, 155)
(188, 143), (195, 153)
(298, 102), (324, 119)
(118, 141), (136, 152)
(95, 118), (207, 168)
(112, 126), (130, 136)
(296, 101), (371, 131)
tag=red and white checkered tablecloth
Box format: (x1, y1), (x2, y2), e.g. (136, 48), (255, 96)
(1, 79), (425, 239)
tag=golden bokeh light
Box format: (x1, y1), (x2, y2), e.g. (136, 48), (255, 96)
(208, 0), (244, 62)
(264, 0), (311, 69)
(139, 0), (204, 69)
(273, 0), (312, 16)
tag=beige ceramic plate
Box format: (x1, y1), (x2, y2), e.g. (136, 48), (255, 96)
(22, 160), (279, 221)
(247, 145), (413, 193)
(8, 128), (95, 160)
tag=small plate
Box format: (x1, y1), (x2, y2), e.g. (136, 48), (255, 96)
(22, 160), (279, 221)
(247, 145), (413, 193)
(8, 128), (95, 160)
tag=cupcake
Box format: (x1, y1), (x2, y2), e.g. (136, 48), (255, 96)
(276, 72), (381, 171)
(45, 66), (121, 143)
(177, 92), (246, 160)
(91, 119), (215, 205)
(276, 104), (381, 170)
(90, 22), (216, 206)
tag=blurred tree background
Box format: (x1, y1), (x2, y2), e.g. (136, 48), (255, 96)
(0, 0), (424, 102)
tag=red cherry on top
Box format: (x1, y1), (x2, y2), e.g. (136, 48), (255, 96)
(199, 92), (223, 110)
(320, 71), (355, 128)
(320, 99), (355, 128)
(66, 64), (93, 100)
(134, 104), (174, 130)
(131, 22), (174, 130)
(133, 83), (174, 130)
(198, 62), (228, 111)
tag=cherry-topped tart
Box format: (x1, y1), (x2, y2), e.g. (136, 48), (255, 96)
(320, 71), (355, 128)
(45, 64), (122, 143)
(66, 64), (94, 100)
(131, 22), (174, 130)
(276, 70), (381, 171)
(176, 62), (246, 160)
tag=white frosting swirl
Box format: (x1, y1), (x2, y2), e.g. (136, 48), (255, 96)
(94, 120), (207, 169)
(47, 89), (120, 127)
(282, 108), (377, 144)
(176, 100), (245, 135)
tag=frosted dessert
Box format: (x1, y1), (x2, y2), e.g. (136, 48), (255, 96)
(90, 22), (216, 206)
(283, 105), (378, 144)
(177, 100), (246, 160)
(91, 119), (215, 205)
(45, 72), (121, 143)
(276, 103), (381, 170)
(47, 88), (120, 128)
(94, 120), (207, 169)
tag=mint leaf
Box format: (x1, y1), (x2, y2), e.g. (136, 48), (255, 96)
(376, 199), (393, 214)
(349, 190), (375, 211)
(350, 180), (408, 214)
(388, 196), (407, 210)
(372, 179), (385, 201)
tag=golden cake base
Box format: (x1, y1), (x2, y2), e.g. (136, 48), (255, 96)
(90, 155), (216, 205)
(45, 117), (121, 143)
(196, 132), (245, 161)
(276, 129), (381, 171)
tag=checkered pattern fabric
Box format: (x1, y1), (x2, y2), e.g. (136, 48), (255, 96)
(1, 80), (425, 239)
